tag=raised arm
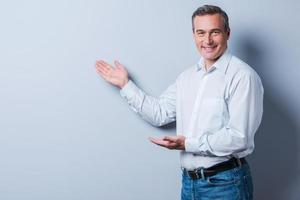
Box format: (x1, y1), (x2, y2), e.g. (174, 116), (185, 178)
(95, 60), (176, 127)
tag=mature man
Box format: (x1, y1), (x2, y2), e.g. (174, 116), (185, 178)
(96, 5), (263, 200)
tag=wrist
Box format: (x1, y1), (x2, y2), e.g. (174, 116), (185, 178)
(119, 78), (129, 89)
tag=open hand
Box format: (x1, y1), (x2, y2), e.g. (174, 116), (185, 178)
(149, 135), (186, 150)
(95, 60), (129, 89)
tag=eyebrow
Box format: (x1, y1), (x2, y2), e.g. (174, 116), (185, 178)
(195, 28), (223, 33)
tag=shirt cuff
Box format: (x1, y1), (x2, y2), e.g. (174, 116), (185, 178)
(185, 137), (200, 153)
(120, 80), (139, 100)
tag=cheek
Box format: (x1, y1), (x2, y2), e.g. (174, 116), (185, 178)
(195, 39), (203, 48)
(217, 36), (228, 45)
(197, 43), (203, 51)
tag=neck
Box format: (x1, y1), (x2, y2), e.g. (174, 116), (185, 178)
(204, 48), (227, 70)
(204, 60), (215, 71)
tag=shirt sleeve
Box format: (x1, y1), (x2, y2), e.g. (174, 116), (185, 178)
(120, 80), (176, 127)
(185, 73), (264, 157)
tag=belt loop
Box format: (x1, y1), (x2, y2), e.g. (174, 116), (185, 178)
(236, 157), (242, 168)
(200, 168), (205, 179)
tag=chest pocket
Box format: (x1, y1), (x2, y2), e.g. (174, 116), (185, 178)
(200, 98), (224, 131)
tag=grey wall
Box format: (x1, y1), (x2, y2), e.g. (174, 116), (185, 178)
(1, 0), (299, 199)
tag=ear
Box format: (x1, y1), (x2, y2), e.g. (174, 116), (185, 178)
(226, 31), (230, 39)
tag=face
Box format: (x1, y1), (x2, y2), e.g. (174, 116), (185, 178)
(193, 14), (230, 66)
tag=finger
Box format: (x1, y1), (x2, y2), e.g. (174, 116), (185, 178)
(167, 142), (179, 149)
(149, 137), (169, 146)
(149, 139), (178, 150)
(163, 136), (177, 142)
(159, 141), (178, 149)
(96, 69), (110, 81)
(99, 60), (114, 70)
(96, 62), (113, 74)
(95, 64), (111, 79)
(95, 60), (107, 68)
(96, 63), (111, 73)
(96, 65), (110, 76)
(152, 142), (170, 149)
(149, 137), (163, 144)
(96, 60), (113, 71)
(96, 60), (110, 66)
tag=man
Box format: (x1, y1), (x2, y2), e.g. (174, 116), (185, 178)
(95, 5), (263, 200)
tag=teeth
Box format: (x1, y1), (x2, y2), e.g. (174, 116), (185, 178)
(203, 47), (215, 51)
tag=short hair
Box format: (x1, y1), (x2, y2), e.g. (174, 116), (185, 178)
(192, 5), (230, 33)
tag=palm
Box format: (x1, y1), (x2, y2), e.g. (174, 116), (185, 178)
(95, 60), (129, 88)
(149, 135), (186, 150)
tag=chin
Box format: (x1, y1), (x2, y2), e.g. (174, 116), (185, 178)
(202, 53), (218, 60)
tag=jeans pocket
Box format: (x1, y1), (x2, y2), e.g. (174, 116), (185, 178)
(206, 170), (236, 186)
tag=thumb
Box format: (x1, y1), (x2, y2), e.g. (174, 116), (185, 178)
(163, 136), (176, 142)
(114, 60), (124, 69)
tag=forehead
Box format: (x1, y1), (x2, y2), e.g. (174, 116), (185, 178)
(193, 14), (224, 31)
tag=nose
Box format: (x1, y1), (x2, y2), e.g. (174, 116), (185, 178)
(204, 33), (213, 44)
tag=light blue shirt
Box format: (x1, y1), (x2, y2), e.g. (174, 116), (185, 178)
(120, 50), (264, 169)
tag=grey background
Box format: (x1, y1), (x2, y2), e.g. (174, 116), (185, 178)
(1, 0), (299, 199)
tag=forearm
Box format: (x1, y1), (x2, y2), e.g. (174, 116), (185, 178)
(185, 127), (254, 157)
(120, 80), (176, 127)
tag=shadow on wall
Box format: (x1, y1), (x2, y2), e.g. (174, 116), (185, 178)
(235, 33), (299, 200)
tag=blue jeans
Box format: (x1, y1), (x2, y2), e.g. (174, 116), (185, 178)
(181, 162), (253, 200)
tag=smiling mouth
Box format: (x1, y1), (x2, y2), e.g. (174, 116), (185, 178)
(202, 46), (217, 52)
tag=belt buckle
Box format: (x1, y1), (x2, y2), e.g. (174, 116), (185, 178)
(187, 169), (199, 179)
(193, 169), (200, 179)
(188, 168), (204, 180)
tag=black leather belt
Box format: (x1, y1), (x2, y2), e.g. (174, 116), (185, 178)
(185, 157), (247, 180)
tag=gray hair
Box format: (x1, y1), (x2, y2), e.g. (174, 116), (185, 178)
(192, 5), (230, 33)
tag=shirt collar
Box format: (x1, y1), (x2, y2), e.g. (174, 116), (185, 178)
(196, 48), (232, 74)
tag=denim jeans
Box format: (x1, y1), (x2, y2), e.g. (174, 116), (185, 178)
(181, 162), (253, 200)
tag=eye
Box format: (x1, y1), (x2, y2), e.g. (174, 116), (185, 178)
(197, 32), (205, 37)
(212, 30), (221, 35)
